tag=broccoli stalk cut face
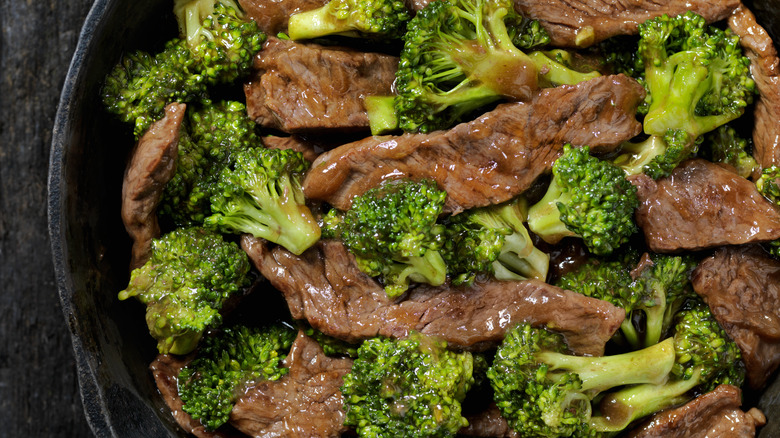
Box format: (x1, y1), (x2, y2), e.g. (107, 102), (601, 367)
(287, 0), (410, 40)
(589, 299), (745, 433)
(178, 324), (297, 431)
(385, 0), (599, 133)
(638, 12), (756, 140)
(160, 100), (260, 226)
(205, 147), (321, 255)
(118, 227), (251, 354)
(341, 333), (475, 438)
(174, 0), (265, 84)
(527, 145), (639, 256)
(487, 324), (676, 437)
(443, 198), (549, 285)
(322, 179), (448, 297)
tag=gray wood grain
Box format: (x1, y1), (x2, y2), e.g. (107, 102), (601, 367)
(0, 0), (95, 435)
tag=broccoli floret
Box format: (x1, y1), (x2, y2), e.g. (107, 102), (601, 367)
(487, 323), (676, 437)
(382, 0), (599, 133)
(527, 145), (639, 255)
(173, 0), (265, 84)
(118, 227), (251, 354)
(302, 325), (361, 357)
(589, 298), (745, 433)
(322, 179), (448, 297)
(701, 124), (759, 179)
(599, 35), (644, 79)
(204, 146), (321, 255)
(102, 40), (207, 138)
(611, 129), (701, 179)
(341, 333), (474, 437)
(639, 12), (755, 141)
(756, 165), (780, 206)
(287, 0), (410, 40)
(160, 100), (260, 226)
(443, 198), (549, 286)
(178, 323), (297, 430)
(557, 252), (697, 351)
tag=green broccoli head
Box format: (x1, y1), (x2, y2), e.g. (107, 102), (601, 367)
(341, 333), (474, 438)
(386, 0), (597, 133)
(590, 298), (745, 433)
(756, 165), (780, 207)
(288, 0), (410, 40)
(488, 323), (676, 437)
(527, 145), (639, 255)
(174, 0), (265, 84)
(638, 11), (756, 140)
(702, 124), (759, 179)
(102, 39), (207, 138)
(323, 179), (448, 297)
(178, 323), (297, 430)
(205, 146), (321, 255)
(443, 198), (549, 286)
(160, 100), (260, 226)
(118, 227), (251, 354)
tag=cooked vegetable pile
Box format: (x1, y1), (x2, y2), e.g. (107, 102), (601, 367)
(107, 0), (777, 436)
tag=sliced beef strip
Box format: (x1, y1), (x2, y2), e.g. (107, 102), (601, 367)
(513, 0), (740, 48)
(633, 159), (780, 253)
(625, 384), (766, 438)
(303, 74), (644, 214)
(229, 330), (353, 438)
(262, 135), (323, 163)
(121, 102), (185, 270)
(460, 404), (519, 438)
(238, 0), (327, 35)
(241, 236), (624, 356)
(150, 354), (242, 438)
(729, 5), (780, 180)
(244, 37), (398, 133)
(691, 245), (780, 389)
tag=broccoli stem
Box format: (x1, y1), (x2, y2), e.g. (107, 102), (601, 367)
(589, 368), (702, 432)
(612, 135), (668, 176)
(527, 51), (600, 87)
(527, 178), (575, 244)
(538, 337), (676, 396)
(288, 6), (349, 40)
(365, 95), (399, 135)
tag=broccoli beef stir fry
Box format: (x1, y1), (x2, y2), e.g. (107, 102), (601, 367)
(108, 0), (780, 436)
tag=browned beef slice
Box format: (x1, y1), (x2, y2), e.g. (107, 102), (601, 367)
(262, 135), (323, 163)
(625, 385), (766, 438)
(241, 237), (624, 355)
(229, 331), (352, 438)
(122, 102), (185, 270)
(729, 5), (780, 180)
(461, 404), (519, 438)
(691, 245), (780, 389)
(150, 354), (241, 438)
(513, 0), (739, 48)
(244, 37), (397, 133)
(304, 74), (644, 213)
(633, 159), (780, 253)
(238, 0), (327, 35)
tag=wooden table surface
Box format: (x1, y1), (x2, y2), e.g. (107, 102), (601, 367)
(1, 0), (95, 435)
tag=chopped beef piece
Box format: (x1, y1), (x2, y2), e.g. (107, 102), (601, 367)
(262, 135), (323, 163)
(150, 354), (242, 438)
(244, 37), (398, 133)
(241, 237), (625, 356)
(633, 159), (780, 253)
(304, 74), (644, 213)
(513, 0), (740, 48)
(729, 5), (780, 180)
(238, 0), (327, 34)
(229, 331), (352, 438)
(121, 102), (185, 270)
(461, 404), (519, 438)
(625, 385), (766, 438)
(691, 245), (780, 389)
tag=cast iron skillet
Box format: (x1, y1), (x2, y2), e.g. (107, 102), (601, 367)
(49, 0), (780, 436)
